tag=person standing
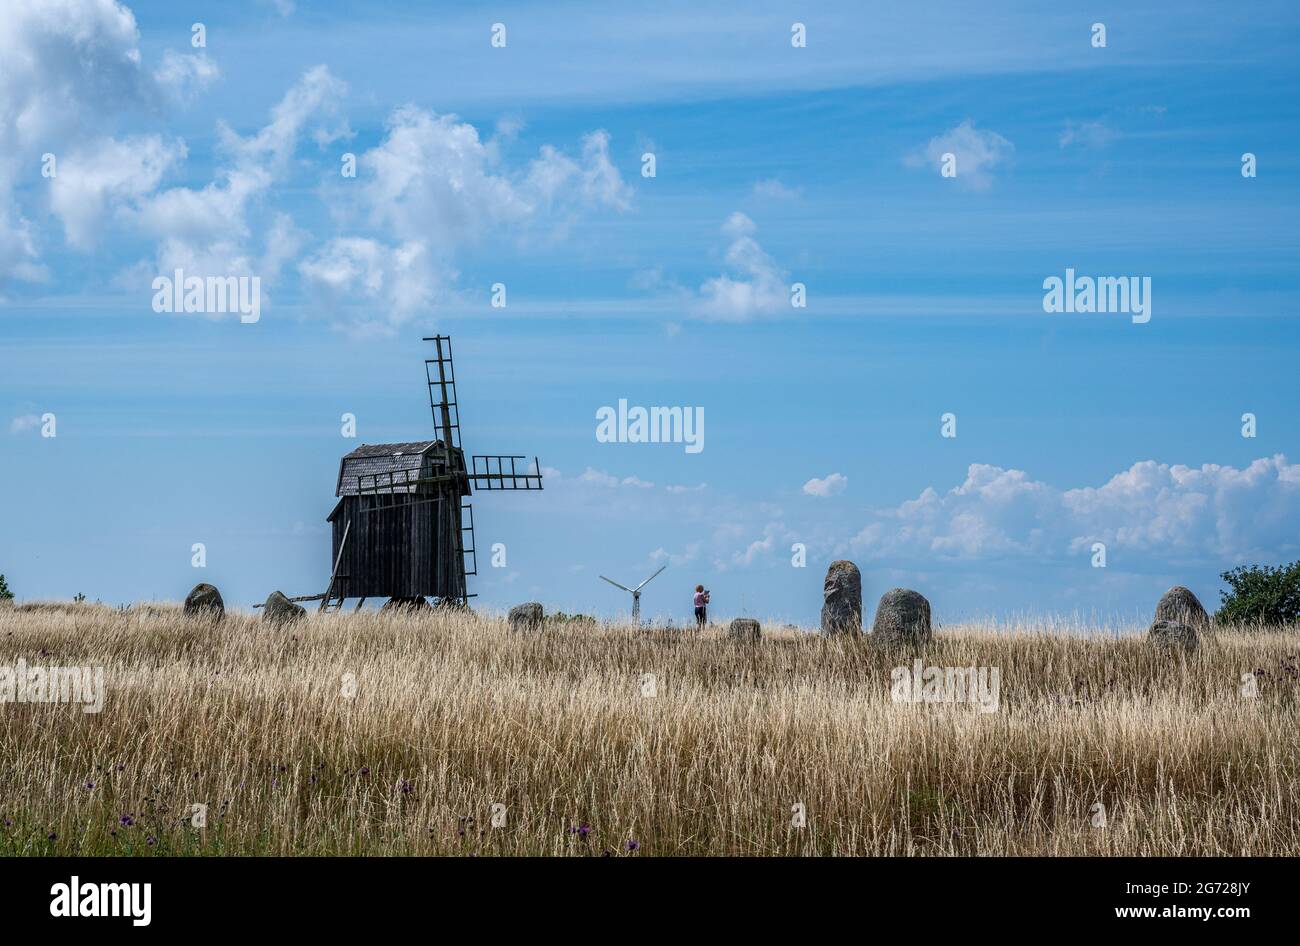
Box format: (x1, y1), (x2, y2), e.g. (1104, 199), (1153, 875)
(693, 584), (710, 628)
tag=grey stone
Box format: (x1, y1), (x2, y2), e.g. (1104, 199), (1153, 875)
(870, 588), (932, 647)
(183, 582), (224, 619)
(727, 618), (761, 642)
(508, 602), (544, 632)
(820, 560), (862, 635)
(1149, 619), (1199, 652)
(262, 591), (306, 626)
(1154, 586), (1209, 630)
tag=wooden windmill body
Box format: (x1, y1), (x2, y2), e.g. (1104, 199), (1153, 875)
(321, 336), (543, 610)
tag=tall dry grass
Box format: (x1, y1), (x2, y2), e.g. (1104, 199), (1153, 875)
(0, 602), (1296, 856)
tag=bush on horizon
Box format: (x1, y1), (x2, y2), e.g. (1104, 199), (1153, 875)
(1216, 560), (1300, 626)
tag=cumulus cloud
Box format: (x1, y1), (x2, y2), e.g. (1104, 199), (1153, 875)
(850, 456), (1300, 566)
(50, 136), (186, 249)
(906, 120), (1013, 190)
(154, 49), (220, 103)
(135, 65), (346, 283)
(803, 473), (847, 497)
(0, 0), (216, 285)
(694, 212), (788, 321)
(565, 468), (658, 490)
(652, 543), (700, 567)
(302, 107), (631, 331)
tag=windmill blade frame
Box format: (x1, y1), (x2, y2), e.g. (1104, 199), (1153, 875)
(600, 575), (633, 593)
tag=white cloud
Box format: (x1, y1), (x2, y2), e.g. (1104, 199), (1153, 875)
(304, 106), (631, 330)
(50, 135), (186, 250)
(9, 413), (41, 434)
(803, 472), (847, 497)
(665, 482), (707, 494)
(0, 0), (217, 285)
(1059, 120), (1120, 150)
(850, 456), (1300, 565)
(751, 178), (801, 201)
(135, 65), (346, 283)
(298, 237), (441, 326)
(154, 50), (220, 103)
(652, 543), (700, 567)
(906, 120), (1013, 190)
(726, 522), (786, 569)
(694, 212), (788, 321)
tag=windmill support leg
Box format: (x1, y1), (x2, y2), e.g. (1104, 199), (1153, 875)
(354, 597), (366, 612)
(320, 520), (352, 613)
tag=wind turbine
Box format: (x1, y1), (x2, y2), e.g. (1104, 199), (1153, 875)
(600, 565), (666, 623)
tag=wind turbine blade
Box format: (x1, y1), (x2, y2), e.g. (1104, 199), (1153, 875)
(600, 575), (633, 593)
(635, 564), (667, 592)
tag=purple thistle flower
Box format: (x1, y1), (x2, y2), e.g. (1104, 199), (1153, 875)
(119, 814), (134, 827)
(146, 836), (156, 846)
(626, 839), (640, 851)
(85, 781), (95, 790)
(47, 832), (57, 841)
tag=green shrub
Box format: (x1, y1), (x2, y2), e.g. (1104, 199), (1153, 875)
(0, 574), (12, 600)
(1215, 561), (1300, 626)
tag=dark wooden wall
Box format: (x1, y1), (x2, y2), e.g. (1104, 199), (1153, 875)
(330, 490), (464, 600)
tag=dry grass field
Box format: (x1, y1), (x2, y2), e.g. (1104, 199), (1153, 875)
(1, 601), (1297, 856)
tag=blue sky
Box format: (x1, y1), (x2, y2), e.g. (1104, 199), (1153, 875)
(1, 0), (1298, 626)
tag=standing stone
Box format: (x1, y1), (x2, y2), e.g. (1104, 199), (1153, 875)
(1154, 586), (1209, 630)
(1149, 619), (1199, 653)
(870, 588), (932, 647)
(508, 602), (544, 632)
(184, 582), (225, 619)
(727, 618), (761, 642)
(262, 591), (306, 626)
(820, 560), (862, 635)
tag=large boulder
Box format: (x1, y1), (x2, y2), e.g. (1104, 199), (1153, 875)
(727, 618), (761, 642)
(870, 588), (932, 647)
(1149, 619), (1199, 653)
(183, 582), (224, 619)
(380, 597), (429, 613)
(508, 602), (544, 632)
(1154, 586), (1209, 630)
(820, 560), (862, 635)
(262, 591), (306, 627)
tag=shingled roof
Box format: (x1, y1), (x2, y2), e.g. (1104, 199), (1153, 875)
(335, 441), (441, 496)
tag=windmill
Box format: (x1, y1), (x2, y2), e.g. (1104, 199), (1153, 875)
(320, 335), (544, 611)
(600, 565), (666, 623)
